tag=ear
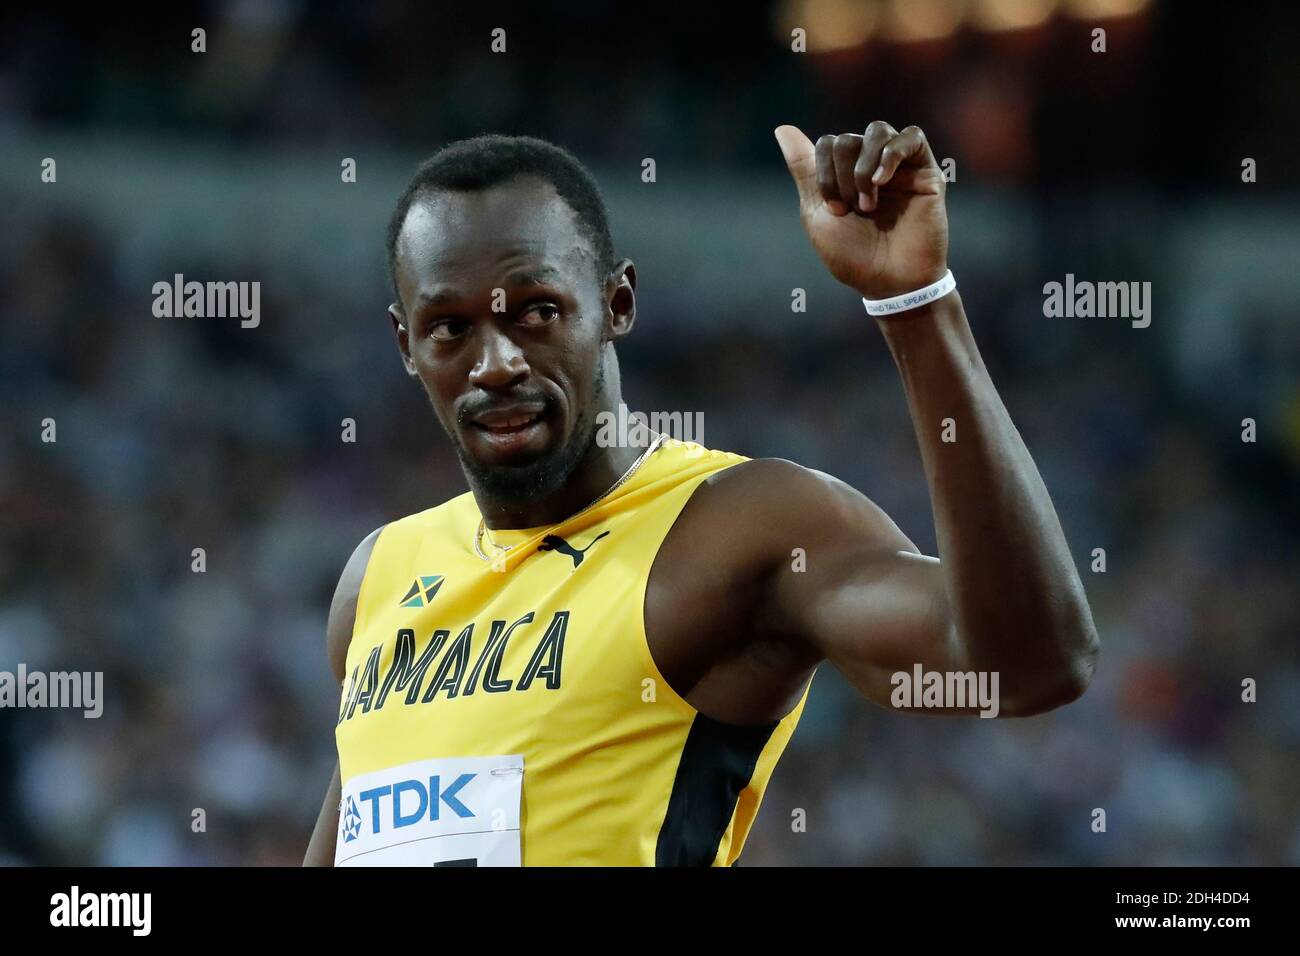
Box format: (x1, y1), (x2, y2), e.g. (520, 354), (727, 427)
(605, 259), (637, 343)
(389, 303), (418, 377)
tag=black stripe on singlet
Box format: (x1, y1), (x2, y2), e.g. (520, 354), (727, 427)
(655, 713), (779, 867)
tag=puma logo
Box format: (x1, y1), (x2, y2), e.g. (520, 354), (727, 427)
(539, 531), (610, 568)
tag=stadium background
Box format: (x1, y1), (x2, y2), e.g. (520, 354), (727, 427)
(1, 1), (1297, 865)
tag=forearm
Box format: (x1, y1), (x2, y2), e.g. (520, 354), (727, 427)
(876, 290), (1098, 712)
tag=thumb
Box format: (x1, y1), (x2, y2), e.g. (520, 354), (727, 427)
(774, 125), (817, 205)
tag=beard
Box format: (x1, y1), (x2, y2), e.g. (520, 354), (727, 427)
(445, 359), (606, 513)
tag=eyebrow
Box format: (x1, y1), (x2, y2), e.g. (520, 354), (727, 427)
(414, 266), (567, 309)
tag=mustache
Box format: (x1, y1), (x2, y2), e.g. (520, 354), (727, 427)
(457, 392), (551, 424)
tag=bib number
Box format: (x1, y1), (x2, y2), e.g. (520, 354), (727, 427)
(335, 755), (523, 866)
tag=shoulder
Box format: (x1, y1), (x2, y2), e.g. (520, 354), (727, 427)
(670, 455), (915, 562)
(699, 455), (830, 495)
(697, 456), (890, 528)
(324, 493), (477, 681)
(326, 526), (386, 683)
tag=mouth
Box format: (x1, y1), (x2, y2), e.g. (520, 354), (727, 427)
(466, 404), (551, 460)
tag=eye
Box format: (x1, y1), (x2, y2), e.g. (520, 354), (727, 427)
(520, 302), (560, 327)
(429, 318), (470, 341)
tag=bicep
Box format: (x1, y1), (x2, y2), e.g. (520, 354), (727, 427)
(757, 465), (960, 707)
(776, 543), (958, 706)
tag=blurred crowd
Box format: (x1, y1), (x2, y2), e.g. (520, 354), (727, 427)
(3, 193), (1296, 866)
(1, 1), (1297, 865)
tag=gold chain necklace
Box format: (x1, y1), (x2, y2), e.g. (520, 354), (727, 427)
(473, 432), (667, 563)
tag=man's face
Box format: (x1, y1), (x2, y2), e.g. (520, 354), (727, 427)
(391, 176), (620, 504)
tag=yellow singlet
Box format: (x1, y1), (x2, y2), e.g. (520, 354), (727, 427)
(334, 438), (812, 866)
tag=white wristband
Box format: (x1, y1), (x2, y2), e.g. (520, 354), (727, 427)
(862, 270), (956, 316)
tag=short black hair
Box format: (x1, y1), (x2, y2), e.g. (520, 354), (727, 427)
(385, 134), (616, 307)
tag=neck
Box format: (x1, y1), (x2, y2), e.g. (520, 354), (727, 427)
(471, 429), (655, 530)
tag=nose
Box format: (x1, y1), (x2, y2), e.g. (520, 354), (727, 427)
(468, 324), (529, 390)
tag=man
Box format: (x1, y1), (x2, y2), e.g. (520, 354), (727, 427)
(303, 122), (1098, 867)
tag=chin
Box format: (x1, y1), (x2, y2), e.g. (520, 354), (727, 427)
(459, 436), (563, 496)
(461, 418), (595, 506)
